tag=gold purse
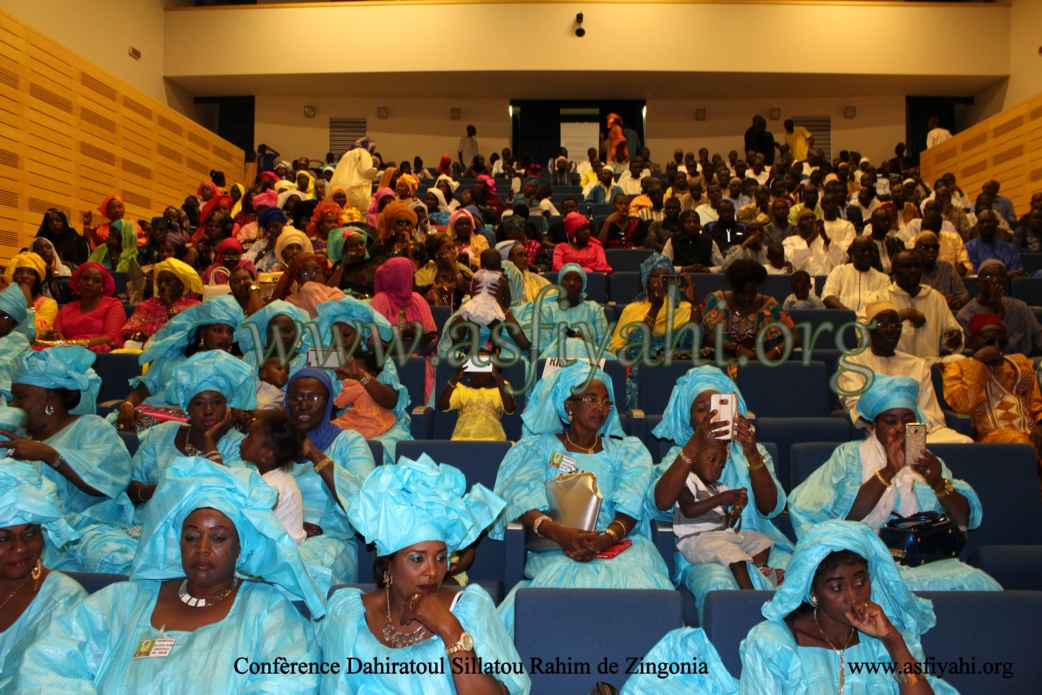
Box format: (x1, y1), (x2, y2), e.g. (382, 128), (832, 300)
(526, 471), (602, 552)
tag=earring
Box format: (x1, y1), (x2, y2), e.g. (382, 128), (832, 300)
(44, 403), (54, 417)
(383, 569), (393, 587)
(566, 409), (572, 421)
(811, 595), (818, 606)
(31, 559), (42, 591)
(199, 336), (206, 349)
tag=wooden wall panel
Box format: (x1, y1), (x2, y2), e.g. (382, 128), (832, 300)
(922, 91), (1042, 217)
(0, 9), (244, 262)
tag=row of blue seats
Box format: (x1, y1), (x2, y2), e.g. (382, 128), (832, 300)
(55, 569), (1042, 694)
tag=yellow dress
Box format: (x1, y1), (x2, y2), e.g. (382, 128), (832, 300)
(447, 383), (508, 441)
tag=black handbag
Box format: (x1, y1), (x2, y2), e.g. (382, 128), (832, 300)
(878, 511), (966, 567)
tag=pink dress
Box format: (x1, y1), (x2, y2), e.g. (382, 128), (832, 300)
(369, 257), (438, 400)
(52, 297), (126, 353)
(121, 296), (200, 340)
(331, 379), (396, 439)
(551, 239), (613, 273)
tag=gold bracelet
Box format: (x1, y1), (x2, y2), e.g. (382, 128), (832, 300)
(933, 477), (954, 498)
(874, 470), (892, 488)
(358, 372), (372, 386)
(678, 448), (693, 465)
(603, 527), (619, 543)
(748, 454), (766, 472)
(313, 456), (334, 474)
(894, 668), (924, 685)
(609, 519), (627, 537)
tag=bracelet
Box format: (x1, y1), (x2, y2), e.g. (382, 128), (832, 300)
(609, 519), (627, 537)
(203, 450), (222, 462)
(874, 470), (893, 488)
(358, 372), (372, 386)
(48, 456), (64, 470)
(532, 514), (552, 537)
(313, 456), (335, 474)
(603, 527), (619, 543)
(136, 485), (149, 504)
(678, 448), (693, 465)
(894, 669), (924, 685)
(933, 477), (954, 498)
(748, 454), (766, 472)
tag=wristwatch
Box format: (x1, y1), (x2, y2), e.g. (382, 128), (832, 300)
(445, 631), (474, 655)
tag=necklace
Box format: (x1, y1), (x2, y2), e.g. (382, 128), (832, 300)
(178, 577), (238, 608)
(382, 585), (427, 648)
(565, 431), (598, 454)
(814, 606), (856, 694)
(0, 572), (33, 612)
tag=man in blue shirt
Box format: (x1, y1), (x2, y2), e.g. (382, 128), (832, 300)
(965, 210), (1026, 276)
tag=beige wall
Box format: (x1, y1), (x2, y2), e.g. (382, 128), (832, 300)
(647, 96), (905, 169)
(1005, 0), (1042, 108)
(255, 95), (512, 167)
(0, 0), (188, 106)
(166, 3), (1009, 80)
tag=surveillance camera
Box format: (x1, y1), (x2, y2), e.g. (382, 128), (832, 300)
(576, 13), (583, 23)
(575, 27), (586, 37)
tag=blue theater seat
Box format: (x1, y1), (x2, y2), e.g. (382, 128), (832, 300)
(93, 352), (141, 406)
(396, 356), (428, 411)
(395, 440), (511, 491)
(736, 361), (830, 418)
(65, 572), (128, 594)
(918, 591), (1042, 694)
(754, 418), (854, 491)
(117, 430), (139, 457)
(605, 248), (654, 272)
(514, 588), (683, 695)
(789, 441), (843, 490)
(702, 589), (773, 678)
(638, 361), (701, 415)
(328, 581), (503, 604)
(1010, 277), (1042, 306)
(430, 305), (452, 334)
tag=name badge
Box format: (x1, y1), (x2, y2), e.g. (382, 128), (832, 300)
(549, 452), (578, 474)
(132, 637), (175, 659)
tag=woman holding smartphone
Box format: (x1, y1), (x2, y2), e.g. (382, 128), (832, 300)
(788, 374), (1000, 591)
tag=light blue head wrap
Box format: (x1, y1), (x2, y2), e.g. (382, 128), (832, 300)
(855, 374), (924, 424)
(496, 240), (521, 261)
(652, 365), (746, 445)
(557, 263), (588, 300)
(502, 261), (526, 309)
(235, 299), (310, 355)
(761, 520), (936, 637)
(138, 295), (245, 367)
(0, 458), (77, 549)
(164, 351), (257, 412)
(348, 453), (505, 558)
(13, 346), (101, 415)
(635, 253), (676, 301)
(0, 283), (33, 340)
(522, 361), (625, 437)
(130, 456), (326, 618)
(300, 296), (393, 353)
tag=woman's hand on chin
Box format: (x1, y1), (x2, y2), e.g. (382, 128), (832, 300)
(845, 600), (898, 642)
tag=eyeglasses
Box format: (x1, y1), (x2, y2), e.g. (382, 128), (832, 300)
(395, 219), (413, 227)
(570, 396), (615, 410)
(288, 394), (326, 405)
(916, 244), (940, 251)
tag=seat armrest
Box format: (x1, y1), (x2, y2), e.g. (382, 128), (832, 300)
(504, 522), (526, 592)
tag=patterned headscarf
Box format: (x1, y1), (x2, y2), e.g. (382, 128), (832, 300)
(635, 253), (675, 301)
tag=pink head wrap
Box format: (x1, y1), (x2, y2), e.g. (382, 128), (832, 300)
(563, 212), (591, 239)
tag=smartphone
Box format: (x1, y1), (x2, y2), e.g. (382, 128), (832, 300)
(463, 356), (494, 373)
(905, 423), (927, 463)
(663, 274), (688, 288)
(306, 348), (345, 369)
(709, 393), (737, 440)
(595, 539), (633, 560)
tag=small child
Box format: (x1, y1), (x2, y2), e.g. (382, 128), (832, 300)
(480, 248), (502, 272)
(535, 184), (560, 217)
(783, 270), (824, 310)
(673, 442), (781, 589)
(765, 242), (792, 275)
(436, 357), (516, 441)
(330, 351), (398, 440)
(256, 355), (289, 409)
(239, 411), (306, 543)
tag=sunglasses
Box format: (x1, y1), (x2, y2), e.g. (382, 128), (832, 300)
(916, 244), (941, 251)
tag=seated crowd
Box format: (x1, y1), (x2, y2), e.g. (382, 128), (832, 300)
(1, 132), (1041, 693)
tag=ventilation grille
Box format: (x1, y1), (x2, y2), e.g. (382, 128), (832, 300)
(792, 115), (831, 161)
(329, 117), (367, 156)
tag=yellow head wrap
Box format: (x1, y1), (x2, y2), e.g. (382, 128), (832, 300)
(153, 258), (204, 296)
(3, 252), (48, 285)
